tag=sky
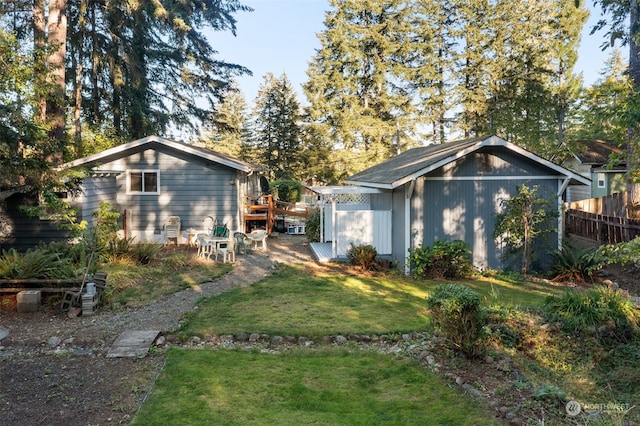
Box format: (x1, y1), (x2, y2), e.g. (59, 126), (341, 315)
(211, 0), (624, 105)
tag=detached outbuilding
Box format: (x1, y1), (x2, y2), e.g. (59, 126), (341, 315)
(319, 135), (589, 272)
(61, 135), (264, 243)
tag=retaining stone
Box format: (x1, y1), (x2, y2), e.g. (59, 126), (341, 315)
(16, 291), (41, 313)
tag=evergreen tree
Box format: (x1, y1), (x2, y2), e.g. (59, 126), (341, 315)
(571, 49), (630, 145)
(202, 82), (255, 161)
(0, 28), (75, 195)
(591, 0), (640, 198)
(304, 0), (416, 174)
(253, 73), (303, 180)
(1, 0), (252, 150)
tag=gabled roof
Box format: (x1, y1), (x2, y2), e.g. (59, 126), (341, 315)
(61, 135), (264, 173)
(572, 140), (623, 165)
(345, 135), (590, 189)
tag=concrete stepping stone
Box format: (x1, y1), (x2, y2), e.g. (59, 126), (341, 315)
(107, 330), (160, 358)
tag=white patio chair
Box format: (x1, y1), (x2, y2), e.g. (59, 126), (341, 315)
(247, 229), (268, 251)
(214, 237), (235, 263)
(196, 234), (214, 258)
(164, 216), (181, 245)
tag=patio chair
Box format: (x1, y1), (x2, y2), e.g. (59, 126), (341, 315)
(233, 232), (252, 255)
(214, 237), (235, 263)
(196, 234), (215, 258)
(164, 216), (181, 245)
(247, 229), (268, 251)
(212, 224), (229, 238)
(202, 216), (215, 235)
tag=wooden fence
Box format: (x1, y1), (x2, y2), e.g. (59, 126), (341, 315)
(565, 210), (640, 244)
(565, 186), (640, 244)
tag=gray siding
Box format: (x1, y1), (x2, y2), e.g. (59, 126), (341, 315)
(75, 176), (119, 224)
(90, 146), (240, 241)
(429, 149), (557, 179)
(391, 188), (407, 266)
(411, 176), (558, 271)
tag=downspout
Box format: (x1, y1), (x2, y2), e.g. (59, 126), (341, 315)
(405, 179), (416, 275)
(557, 178), (571, 251)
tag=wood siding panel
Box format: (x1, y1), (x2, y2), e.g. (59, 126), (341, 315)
(76, 176), (119, 224)
(429, 149), (557, 178)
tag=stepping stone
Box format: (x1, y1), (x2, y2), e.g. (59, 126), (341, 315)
(107, 330), (160, 358)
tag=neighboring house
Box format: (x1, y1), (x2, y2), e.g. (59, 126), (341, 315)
(0, 191), (69, 252)
(562, 140), (626, 202)
(61, 135), (265, 243)
(324, 135), (590, 272)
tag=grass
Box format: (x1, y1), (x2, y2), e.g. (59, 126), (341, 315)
(130, 264), (574, 425)
(132, 348), (496, 426)
(102, 249), (232, 305)
(183, 265), (560, 338)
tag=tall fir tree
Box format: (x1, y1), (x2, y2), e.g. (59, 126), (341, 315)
(591, 0), (640, 198)
(253, 73), (303, 180)
(304, 0), (417, 174)
(1, 0), (252, 152)
(202, 82), (255, 161)
(571, 49), (630, 145)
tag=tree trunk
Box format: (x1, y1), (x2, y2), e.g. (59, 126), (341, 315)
(33, 0), (46, 122)
(46, 0), (68, 161)
(74, 0), (87, 150)
(626, 0), (640, 240)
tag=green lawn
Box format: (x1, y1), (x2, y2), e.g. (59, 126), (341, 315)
(132, 348), (496, 426)
(182, 265), (560, 338)
(131, 264), (567, 424)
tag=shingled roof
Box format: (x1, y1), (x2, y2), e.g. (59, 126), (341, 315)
(61, 135), (265, 173)
(345, 135), (589, 189)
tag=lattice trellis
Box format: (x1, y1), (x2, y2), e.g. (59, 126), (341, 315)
(321, 193), (371, 204)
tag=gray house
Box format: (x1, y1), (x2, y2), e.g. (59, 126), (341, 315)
(341, 135), (589, 272)
(561, 140), (626, 202)
(62, 135), (264, 243)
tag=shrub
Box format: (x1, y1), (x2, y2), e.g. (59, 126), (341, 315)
(426, 283), (486, 358)
(346, 243), (378, 270)
(408, 240), (473, 279)
(598, 237), (640, 270)
(128, 242), (163, 265)
(544, 286), (640, 342)
(305, 208), (321, 243)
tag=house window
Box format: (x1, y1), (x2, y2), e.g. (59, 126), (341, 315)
(597, 173), (606, 189)
(128, 170), (159, 193)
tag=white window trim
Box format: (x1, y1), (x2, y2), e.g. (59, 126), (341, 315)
(597, 172), (606, 189)
(127, 169), (160, 194)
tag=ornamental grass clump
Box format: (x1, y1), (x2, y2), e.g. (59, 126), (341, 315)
(426, 283), (486, 358)
(0, 248), (75, 279)
(544, 286), (640, 343)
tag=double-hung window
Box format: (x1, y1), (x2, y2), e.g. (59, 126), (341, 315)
(128, 170), (159, 194)
(597, 172), (606, 189)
